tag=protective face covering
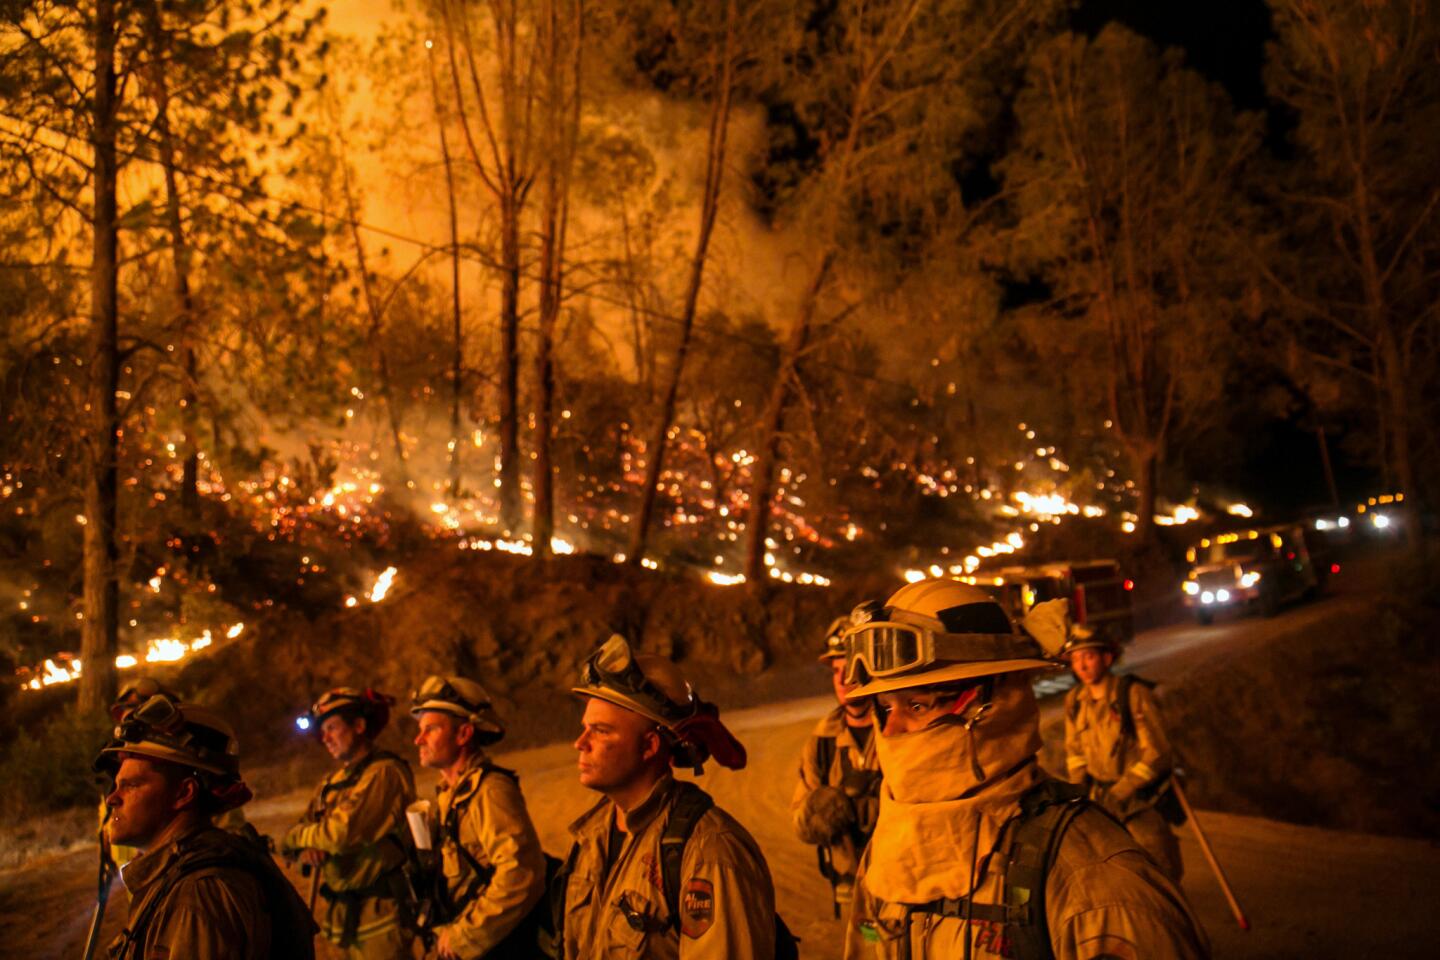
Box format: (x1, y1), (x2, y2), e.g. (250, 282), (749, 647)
(864, 673), (1044, 902)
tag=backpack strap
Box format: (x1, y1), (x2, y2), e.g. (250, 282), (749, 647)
(313, 749), (409, 818)
(814, 734), (837, 784)
(442, 762), (519, 905)
(909, 780), (1087, 960)
(1113, 674), (1155, 743)
(660, 782), (715, 932)
(119, 833), (317, 960)
(548, 841), (581, 954)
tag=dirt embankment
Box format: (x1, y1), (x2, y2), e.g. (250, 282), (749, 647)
(174, 550), (872, 766)
(1158, 592), (1440, 840)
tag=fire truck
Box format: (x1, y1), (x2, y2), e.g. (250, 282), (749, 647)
(981, 560), (1135, 648)
(1182, 523), (1322, 625)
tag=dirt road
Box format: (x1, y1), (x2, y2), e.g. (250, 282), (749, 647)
(4, 580), (1438, 957)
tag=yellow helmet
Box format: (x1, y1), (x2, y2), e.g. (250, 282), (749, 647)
(842, 579), (1051, 697)
(573, 635), (747, 771)
(573, 635), (695, 729)
(410, 675), (505, 743)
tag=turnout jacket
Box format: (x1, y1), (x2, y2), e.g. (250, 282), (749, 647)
(1063, 676), (1171, 812)
(842, 800), (1208, 960)
(561, 775), (777, 960)
(433, 750), (546, 958)
(790, 706), (882, 837)
(109, 822), (271, 960)
(281, 748), (415, 948)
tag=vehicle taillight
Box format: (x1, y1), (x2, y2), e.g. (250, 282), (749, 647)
(1123, 579), (1134, 591)
(1330, 563), (1341, 574)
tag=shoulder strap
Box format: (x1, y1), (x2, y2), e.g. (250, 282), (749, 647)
(122, 836), (317, 960)
(1002, 783), (1087, 960)
(318, 749), (409, 806)
(814, 735), (837, 783)
(1114, 675), (1154, 742)
(549, 841), (581, 953)
(443, 761), (520, 896)
(660, 782), (715, 931)
(908, 780), (1087, 960)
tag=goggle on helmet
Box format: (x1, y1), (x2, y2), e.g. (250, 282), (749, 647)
(95, 693), (241, 779)
(840, 581), (1051, 697)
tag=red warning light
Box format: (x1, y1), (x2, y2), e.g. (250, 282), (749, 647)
(1123, 579), (1134, 591)
(1330, 563), (1341, 574)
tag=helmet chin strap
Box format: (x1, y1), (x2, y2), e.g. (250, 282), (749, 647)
(952, 679), (996, 783)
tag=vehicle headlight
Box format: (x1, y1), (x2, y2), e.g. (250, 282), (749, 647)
(1239, 572), (1261, 589)
(1183, 580), (1200, 596)
(1337, 516), (1350, 528)
(1216, 588), (1231, 603)
(1373, 513), (1390, 529)
(1201, 590), (1215, 604)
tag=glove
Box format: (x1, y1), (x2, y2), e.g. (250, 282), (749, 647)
(797, 786), (857, 845)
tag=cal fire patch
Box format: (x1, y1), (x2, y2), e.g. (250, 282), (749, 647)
(680, 877), (715, 939)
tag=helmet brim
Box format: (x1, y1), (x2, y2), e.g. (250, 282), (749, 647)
(571, 685), (677, 731)
(845, 657), (1055, 698)
(410, 699), (505, 736)
(100, 740), (234, 777)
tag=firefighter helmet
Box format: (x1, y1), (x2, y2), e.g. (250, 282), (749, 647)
(842, 579), (1051, 697)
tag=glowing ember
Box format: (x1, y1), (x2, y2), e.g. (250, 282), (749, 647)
(367, 566), (399, 603)
(146, 638), (187, 662)
(706, 571), (746, 586)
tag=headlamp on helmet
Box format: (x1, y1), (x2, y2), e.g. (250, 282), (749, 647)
(303, 687), (395, 738)
(93, 695), (252, 813)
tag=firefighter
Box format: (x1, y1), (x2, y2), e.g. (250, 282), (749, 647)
(792, 614), (883, 913)
(281, 688), (416, 958)
(558, 634), (780, 959)
(1060, 629), (1185, 881)
(95, 693), (315, 959)
(101, 678), (248, 870)
(410, 675), (546, 959)
(840, 581), (1209, 960)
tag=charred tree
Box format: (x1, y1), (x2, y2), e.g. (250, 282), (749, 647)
(80, 0), (122, 714)
(628, 0), (737, 567)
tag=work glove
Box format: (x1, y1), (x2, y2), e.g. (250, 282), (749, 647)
(797, 785), (857, 845)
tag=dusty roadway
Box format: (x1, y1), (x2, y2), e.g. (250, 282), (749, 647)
(4, 582), (1439, 958)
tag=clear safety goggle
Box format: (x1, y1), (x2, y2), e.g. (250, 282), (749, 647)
(843, 621), (1031, 684)
(579, 635), (689, 724)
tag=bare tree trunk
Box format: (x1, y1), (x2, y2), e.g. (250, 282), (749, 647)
(498, 199), (522, 531)
(743, 253), (833, 585)
(628, 0), (736, 566)
(1378, 325), (1421, 542)
(336, 135), (410, 481)
(428, 42), (465, 498)
(142, 1), (201, 521)
(532, 0), (582, 558)
(80, 0), (121, 714)
(441, 1), (533, 533)
(1131, 446), (1158, 538)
